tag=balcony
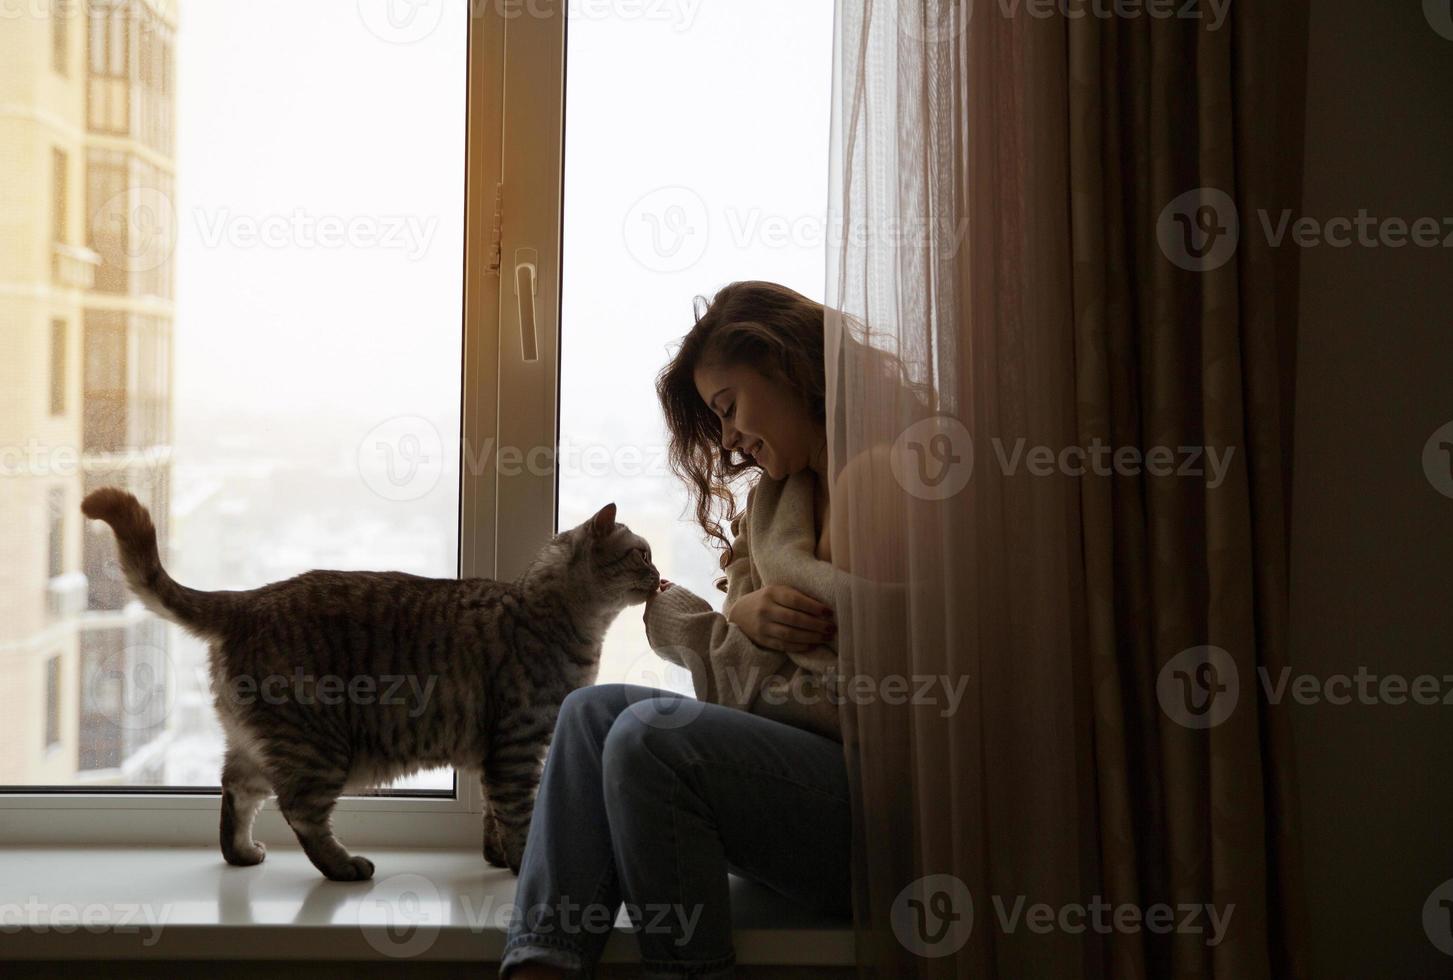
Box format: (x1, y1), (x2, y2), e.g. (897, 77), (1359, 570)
(52, 242), (102, 290)
(46, 571), (89, 620)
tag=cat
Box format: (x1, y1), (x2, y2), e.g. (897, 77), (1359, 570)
(81, 487), (659, 881)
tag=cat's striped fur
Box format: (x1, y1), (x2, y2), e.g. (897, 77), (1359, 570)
(81, 487), (658, 881)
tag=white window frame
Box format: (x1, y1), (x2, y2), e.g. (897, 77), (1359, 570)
(0, 2), (567, 849)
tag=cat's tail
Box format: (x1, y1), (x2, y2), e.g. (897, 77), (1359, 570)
(81, 487), (232, 637)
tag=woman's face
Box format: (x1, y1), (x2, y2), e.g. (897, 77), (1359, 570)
(693, 360), (821, 480)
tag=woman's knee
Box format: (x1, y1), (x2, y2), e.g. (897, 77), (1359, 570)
(599, 700), (699, 793)
(601, 708), (654, 786)
(556, 683), (632, 745)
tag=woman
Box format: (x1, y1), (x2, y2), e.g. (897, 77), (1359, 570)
(500, 281), (854, 979)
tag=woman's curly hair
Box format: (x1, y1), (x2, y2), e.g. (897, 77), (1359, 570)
(657, 280), (936, 575)
(655, 281), (828, 572)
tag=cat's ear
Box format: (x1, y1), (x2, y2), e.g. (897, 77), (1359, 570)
(590, 503), (617, 536)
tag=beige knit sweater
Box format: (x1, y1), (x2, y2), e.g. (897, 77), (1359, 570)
(643, 469), (843, 741)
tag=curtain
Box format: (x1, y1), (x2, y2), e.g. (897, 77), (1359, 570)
(824, 2), (1309, 977)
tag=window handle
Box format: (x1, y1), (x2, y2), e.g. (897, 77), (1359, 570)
(514, 247), (539, 363)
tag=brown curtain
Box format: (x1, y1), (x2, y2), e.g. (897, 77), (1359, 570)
(826, 1), (1310, 977)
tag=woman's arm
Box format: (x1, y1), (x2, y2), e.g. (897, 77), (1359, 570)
(642, 492), (842, 740)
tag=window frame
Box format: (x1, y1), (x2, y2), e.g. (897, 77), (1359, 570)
(52, 0), (69, 76)
(44, 654), (64, 752)
(51, 146), (67, 245)
(50, 318), (67, 416)
(0, 2), (567, 850)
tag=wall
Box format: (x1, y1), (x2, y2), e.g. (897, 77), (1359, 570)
(1289, 1), (1453, 976)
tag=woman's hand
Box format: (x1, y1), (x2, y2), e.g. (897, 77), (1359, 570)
(726, 585), (835, 653)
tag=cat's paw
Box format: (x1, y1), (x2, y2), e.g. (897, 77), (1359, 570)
(226, 841), (267, 867)
(482, 813), (508, 867)
(503, 833), (526, 876)
(323, 855), (376, 882)
(483, 828), (509, 868)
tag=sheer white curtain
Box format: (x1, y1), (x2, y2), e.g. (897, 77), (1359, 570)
(825, 2), (1095, 976)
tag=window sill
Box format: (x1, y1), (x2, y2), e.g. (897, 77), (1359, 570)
(0, 846), (854, 966)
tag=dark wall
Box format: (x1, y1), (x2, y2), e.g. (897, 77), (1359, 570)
(1289, 1), (1453, 977)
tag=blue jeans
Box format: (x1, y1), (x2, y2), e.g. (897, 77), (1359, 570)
(499, 683), (852, 979)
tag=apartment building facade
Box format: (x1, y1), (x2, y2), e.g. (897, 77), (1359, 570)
(0, 0), (178, 785)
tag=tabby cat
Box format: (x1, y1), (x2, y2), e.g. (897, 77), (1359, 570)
(81, 487), (659, 881)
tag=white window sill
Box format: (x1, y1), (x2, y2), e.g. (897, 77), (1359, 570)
(0, 846), (854, 965)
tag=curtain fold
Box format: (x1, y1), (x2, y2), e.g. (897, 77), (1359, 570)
(826, 2), (1309, 977)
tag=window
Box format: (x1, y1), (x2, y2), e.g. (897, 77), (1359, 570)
(556, 2), (834, 690)
(82, 309), (127, 455)
(2, 1), (824, 850)
(52, 0), (70, 76)
(52, 147), (67, 244)
(50, 319), (67, 415)
(87, 0), (130, 134)
(3, 1), (497, 840)
(46, 655), (63, 751)
(48, 487), (66, 580)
